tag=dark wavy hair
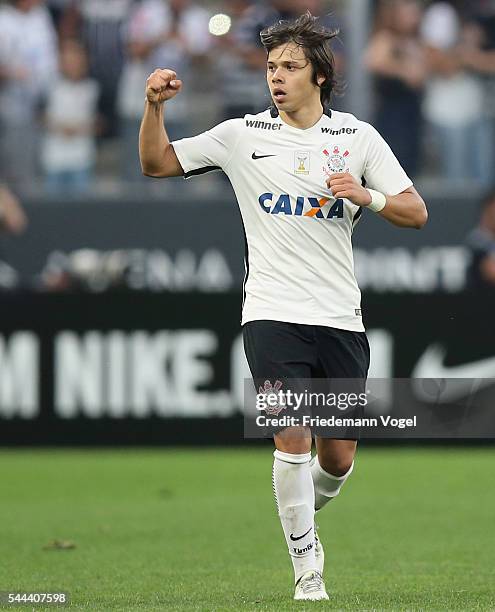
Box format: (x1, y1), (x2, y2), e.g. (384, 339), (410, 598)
(260, 11), (340, 109)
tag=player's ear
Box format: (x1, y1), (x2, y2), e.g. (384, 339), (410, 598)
(317, 73), (326, 87)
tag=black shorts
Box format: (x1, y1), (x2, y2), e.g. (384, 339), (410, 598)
(243, 320), (370, 439)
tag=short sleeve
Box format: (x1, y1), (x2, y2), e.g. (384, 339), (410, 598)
(171, 119), (243, 178)
(363, 124), (413, 195)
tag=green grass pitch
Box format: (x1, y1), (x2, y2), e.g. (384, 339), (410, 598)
(0, 446), (494, 611)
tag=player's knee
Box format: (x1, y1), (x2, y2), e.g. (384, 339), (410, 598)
(319, 455), (353, 477)
(274, 427), (312, 455)
(275, 439), (312, 455)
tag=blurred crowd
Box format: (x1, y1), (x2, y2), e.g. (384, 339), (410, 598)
(366, 0), (495, 186)
(1, 0), (495, 290)
(0, 0), (494, 196)
(0, 0), (341, 194)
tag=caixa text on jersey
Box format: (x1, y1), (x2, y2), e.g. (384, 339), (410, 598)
(259, 193), (344, 219)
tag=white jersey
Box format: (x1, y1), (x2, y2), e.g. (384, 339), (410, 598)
(172, 109), (412, 331)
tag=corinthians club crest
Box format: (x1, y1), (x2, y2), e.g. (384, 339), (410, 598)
(322, 145), (350, 177)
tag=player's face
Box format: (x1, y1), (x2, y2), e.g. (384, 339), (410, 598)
(267, 43), (322, 113)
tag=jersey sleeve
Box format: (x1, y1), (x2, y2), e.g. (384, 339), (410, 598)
(362, 124), (413, 195)
(171, 119), (243, 178)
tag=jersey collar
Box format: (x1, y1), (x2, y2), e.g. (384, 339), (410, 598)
(269, 106), (333, 134)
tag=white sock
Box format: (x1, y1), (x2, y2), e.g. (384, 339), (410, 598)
(310, 455), (354, 511)
(272, 449), (316, 583)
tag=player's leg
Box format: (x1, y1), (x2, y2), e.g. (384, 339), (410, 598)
(272, 426), (316, 578)
(311, 438), (357, 511)
(311, 325), (369, 510)
(243, 321), (327, 599)
(310, 326), (370, 574)
(273, 427), (329, 600)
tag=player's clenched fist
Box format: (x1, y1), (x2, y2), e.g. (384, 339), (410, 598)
(145, 69), (182, 105)
(326, 173), (372, 207)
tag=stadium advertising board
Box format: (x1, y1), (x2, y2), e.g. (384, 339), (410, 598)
(0, 193), (478, 292)
(1, 291), (494, 445)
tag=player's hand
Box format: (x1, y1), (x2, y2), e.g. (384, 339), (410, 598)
(326, 173), (372, 207)
(145, 69), (182, 105)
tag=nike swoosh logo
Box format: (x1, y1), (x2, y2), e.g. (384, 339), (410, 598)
(252, 152), (276, 160)
(289, 526), (313, 541)
(411, 344), (495, 403)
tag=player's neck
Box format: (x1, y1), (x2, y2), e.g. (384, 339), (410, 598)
(279, 101), (324, 130)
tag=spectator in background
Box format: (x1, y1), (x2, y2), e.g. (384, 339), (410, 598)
(0, 182), (27, 289)
(458, 3), (495, 141)
(118, 0), (212, 181)
(365, 0), (427, 177)
(117, 0), (169, 182)
(0, 183), (28, 235)
(46, 0), (71, 29)
(0, 0), (58, 186)
(420, 2), (492, 186)
(466, 0), (495, 47)
(152, 0), (212, 135)
(41, 39), (99, 192)
(466, 189), (495, 288)
(460, 29), (495, 78)
(212, 0), (262, 120)
(59, 0), (136, 137)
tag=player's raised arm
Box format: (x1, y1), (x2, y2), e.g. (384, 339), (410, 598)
(139, 69), (184, 178)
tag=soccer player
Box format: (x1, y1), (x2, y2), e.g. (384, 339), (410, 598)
(139, 12), (427, 601)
